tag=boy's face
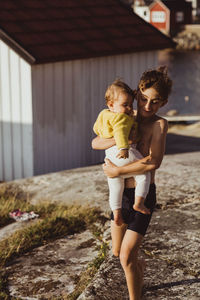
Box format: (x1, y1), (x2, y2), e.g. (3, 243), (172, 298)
(137, 87), (167, 118)
(108, 92), (133, 116)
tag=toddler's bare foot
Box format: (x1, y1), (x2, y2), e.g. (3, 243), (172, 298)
(113, 209), (124, 226)
(133, 203), (150, 215)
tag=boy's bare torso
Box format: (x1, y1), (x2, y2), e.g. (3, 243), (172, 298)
(125, 114), (162, 188)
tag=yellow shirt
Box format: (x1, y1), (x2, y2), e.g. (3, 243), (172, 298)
(93, 109), (137, 149)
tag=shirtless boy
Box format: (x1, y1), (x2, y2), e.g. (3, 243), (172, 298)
(92, 66), (172, 300)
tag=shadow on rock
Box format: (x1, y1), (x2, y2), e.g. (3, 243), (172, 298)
(145, 278), (200, 291)
(166, 133), (200, 154)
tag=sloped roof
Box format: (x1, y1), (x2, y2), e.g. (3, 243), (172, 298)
(0, 0), (175, 64)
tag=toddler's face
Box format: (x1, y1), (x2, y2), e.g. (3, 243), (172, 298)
(108, 92), (133, 115)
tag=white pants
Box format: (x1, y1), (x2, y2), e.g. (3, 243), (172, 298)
(105, 145), (151, 211)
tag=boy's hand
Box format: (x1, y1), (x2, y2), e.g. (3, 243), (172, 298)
(116, 149), (129, 159)
(103, 159), (120, 177)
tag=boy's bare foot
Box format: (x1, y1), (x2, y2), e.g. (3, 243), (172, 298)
(133, 203), (150, 215)
(113, 209), (124, 226)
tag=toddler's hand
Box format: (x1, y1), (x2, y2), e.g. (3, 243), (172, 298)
(116, 149), (129, 159)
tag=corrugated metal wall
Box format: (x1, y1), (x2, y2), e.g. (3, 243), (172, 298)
(0, 40), (33, 181)
(32, 51), (158, 175)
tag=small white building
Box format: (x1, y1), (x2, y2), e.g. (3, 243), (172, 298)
(133, 1), (150, 22)
(0, 0), (174, 181)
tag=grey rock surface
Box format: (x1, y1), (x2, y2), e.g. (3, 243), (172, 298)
(1, 132), (200, 299)
(166, 109), (179, 116)
(0, 220), (38, 241)
(3, 165), (109, 211)
(6, 230), (101, 299)
(78, 152), (200, 299)
(5, 218), (111, 299)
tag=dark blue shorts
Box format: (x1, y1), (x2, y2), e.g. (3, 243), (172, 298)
(111, 183), (156, 236)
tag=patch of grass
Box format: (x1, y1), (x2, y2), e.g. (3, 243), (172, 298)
(0, 184), (60, 226)
(0, 183), (109, 299)
(0, 205), (101, 267)
(89, 241), (109, 270)
(0, 196), (103, 298)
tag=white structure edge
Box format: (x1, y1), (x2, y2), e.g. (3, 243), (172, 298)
(0, 40), (33, 181)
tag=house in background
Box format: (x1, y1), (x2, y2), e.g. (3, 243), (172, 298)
(133, 0), (150, 22)
(0, 0), (174, 181)
(149, 0), (171, 35)
(149, 0), (192, 36)
(133, 0), (192, 36)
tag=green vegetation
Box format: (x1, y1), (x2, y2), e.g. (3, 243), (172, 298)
(0, 205), (101, 267)
(0, 183), (109, 299)
(0, 184), (37, 228)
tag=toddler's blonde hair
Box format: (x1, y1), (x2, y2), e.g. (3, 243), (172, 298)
(105, 79), (135, 105)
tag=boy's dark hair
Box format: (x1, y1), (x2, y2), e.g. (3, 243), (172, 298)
(105, 79), (135, 104)
(138, 66), (172, 101)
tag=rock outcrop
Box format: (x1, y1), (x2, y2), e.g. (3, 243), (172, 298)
(174, 31), (200, 50)
(173, 25), (200, 50)
(0, 132), (200, 299)
(78, 152), (200, 299)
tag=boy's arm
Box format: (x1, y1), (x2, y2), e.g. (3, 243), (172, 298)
(103, 118), (168, 177)
(91, 136), (116, 150)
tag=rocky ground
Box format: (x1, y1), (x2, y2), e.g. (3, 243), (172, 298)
(0, 123), (200, 299)
(6, 230), (102, 299)
(78, 151), (200, 300)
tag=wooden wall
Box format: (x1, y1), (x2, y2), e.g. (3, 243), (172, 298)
(32, 51), (158, 175)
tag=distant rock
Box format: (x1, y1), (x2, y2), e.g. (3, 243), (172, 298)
(174, 31), (200, 50)
(166, 109), (179, 116)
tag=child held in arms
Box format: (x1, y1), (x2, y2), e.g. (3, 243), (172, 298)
(93, 80), (151, 226)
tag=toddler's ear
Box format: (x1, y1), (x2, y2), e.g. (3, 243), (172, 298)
(107, 100), (113, 109)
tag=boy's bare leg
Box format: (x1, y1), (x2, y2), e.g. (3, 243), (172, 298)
(111, 220), (127, 257)
(133, 196), (150, 215)
(120, 230), (144, 300)
(113, 208), (124, 226)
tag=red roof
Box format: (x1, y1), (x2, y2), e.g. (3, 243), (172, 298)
(0, 0), (175, 64)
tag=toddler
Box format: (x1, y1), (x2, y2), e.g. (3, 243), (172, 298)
(93, 80), (151, 226)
